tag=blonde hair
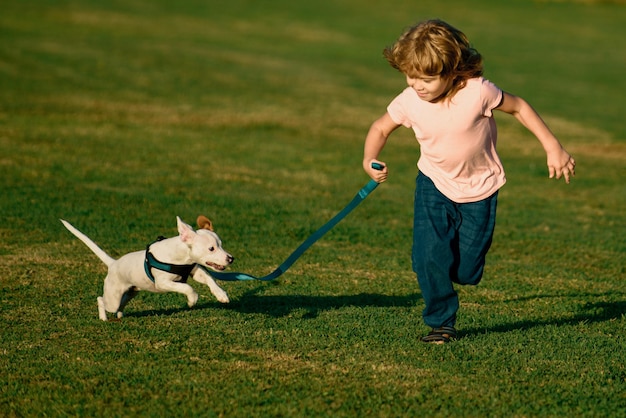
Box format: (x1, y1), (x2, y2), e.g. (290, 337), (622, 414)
(383, 19), (483, 100)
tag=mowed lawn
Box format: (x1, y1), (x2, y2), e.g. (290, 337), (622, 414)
(1, 0), (625, 416)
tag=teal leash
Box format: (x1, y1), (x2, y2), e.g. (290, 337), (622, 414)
(203, 163), (384, 282)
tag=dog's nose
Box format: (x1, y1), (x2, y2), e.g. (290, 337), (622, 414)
(227, 255), (234, 264)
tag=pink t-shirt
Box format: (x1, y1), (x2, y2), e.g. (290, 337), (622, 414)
(387, 77), (506, 203)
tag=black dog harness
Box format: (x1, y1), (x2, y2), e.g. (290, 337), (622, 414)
(144, 236), (195, 283)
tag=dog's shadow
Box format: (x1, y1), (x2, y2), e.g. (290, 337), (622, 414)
(129, 286), (421, 320)
(226, 287), (421, 319)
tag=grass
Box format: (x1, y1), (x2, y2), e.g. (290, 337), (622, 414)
(1, 0), (625, 416)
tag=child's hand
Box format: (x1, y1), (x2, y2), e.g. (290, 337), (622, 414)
(547, 148), (576, 184)
(364, 160), (388, 183)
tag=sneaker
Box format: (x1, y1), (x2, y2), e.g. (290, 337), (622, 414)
(421, 326), (457, 344)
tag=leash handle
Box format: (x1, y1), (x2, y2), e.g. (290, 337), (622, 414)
(204, 163), (384, 281)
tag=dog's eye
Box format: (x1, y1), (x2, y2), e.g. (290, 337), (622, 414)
(208, 246), (215, 252)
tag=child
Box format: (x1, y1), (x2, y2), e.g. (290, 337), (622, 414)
(362, 19), (575, 344)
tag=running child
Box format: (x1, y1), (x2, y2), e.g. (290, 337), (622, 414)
(362, 19), (576, 344)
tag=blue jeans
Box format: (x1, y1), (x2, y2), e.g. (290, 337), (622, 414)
(412, 174), (498, 328)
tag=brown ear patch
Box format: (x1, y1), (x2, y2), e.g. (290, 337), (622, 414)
(196, 215), (214, 231)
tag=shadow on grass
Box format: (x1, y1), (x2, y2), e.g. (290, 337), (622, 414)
(127, 290), (625, 332)
(228, 287), (422, 319)
(463, 295), (626, 337)
(127, 287), (421, 319)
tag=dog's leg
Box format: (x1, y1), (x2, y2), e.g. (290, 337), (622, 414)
(154, 279), (199, 307)
(97, 296), (108, 321)
(191, 267), (230, 303)
(101, 275), (131, 320)
(116, 287), (139, 319)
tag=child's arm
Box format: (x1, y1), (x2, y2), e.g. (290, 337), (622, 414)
(363, 112), (400, 182)
(496, 92), (576, 183)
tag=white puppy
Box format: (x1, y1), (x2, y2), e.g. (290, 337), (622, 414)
(61, 216), (233, 321)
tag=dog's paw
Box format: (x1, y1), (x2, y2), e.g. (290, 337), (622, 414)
(187, 292), (199, 308)
(213, 289), (230, 304)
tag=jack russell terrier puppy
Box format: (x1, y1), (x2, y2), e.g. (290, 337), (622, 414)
(61, 216), (233, 321)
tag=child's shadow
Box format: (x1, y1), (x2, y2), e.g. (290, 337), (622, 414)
(463, 293), (626, 336)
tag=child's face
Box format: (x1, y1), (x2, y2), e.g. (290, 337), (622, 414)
(405, 74), (453, 103)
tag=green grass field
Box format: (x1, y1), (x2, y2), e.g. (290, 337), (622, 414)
(1, 0), (625, 416)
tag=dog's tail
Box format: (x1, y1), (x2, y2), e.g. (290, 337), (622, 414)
(60, 219), (116, 267)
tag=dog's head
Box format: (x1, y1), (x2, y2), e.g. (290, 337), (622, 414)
(176, 216), (234, 271)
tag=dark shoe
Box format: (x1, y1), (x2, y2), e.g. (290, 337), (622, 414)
(421, 326), (457, 344)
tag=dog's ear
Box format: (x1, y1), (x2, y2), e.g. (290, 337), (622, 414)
(196, 215), (214, 231)
(177, 216), (196, 244)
